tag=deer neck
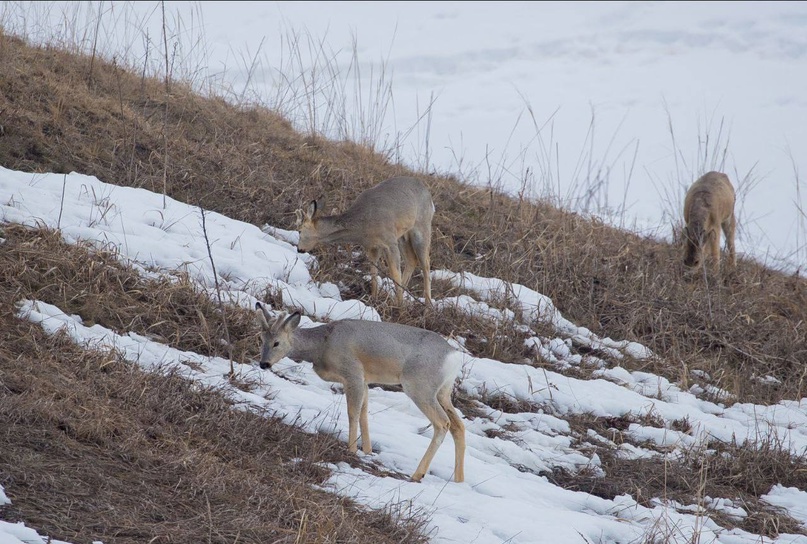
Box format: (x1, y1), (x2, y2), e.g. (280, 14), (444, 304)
(689, 204), (712, 233)
(315, 214), (362, 245)
(289, 324), (331, 364)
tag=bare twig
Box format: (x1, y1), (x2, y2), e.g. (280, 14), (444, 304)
(199, 206), (234, 377)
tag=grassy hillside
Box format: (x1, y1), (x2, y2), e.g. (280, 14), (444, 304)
(1, 31), (804, 403)
(1, 26), (806, 542)
(0, 224), (429, 543)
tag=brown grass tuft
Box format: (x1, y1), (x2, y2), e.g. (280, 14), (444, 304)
(549, 413), (807, 538)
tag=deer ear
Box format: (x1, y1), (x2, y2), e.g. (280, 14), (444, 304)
(255, 302), (271, 329)
(283, 312), (302, 330)
(294, 209), (304, 227)
(305, 200), (318, 219)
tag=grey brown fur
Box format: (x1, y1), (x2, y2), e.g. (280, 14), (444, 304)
(296, 176), (434, 305)
(683, 171), (736, 273)
(255, 302), (465, 483)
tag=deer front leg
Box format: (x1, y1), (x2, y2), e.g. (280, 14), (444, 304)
(723, 215), (736, 268)
(359, 383), (371, 454)
(366, 247), (381, 298)
(410, 230), (432, 305)
(344, 381), (366, 454)
(709, 228), (721, 274)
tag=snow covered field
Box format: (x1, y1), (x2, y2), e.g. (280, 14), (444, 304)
(2, 167), (806, 543)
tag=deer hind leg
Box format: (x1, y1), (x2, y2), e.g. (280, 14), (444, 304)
(383, 243), (405, 305)
(405, 388), (450, 482)
(399, 234), (417, 289)
(410, 229), (433, 305)
(722, 214), (736, 268)
(344, 381), (369, 454)
(359, 383), (371, 454)
(438, 384), (465, 482)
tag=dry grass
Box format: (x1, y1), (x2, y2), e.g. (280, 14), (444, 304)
(2, 224), (256, 364)
(547, 412), (807, 538)
(0, 223), (430, 543)
(2, 31), (804, 405)
(2, 26), (807, 542)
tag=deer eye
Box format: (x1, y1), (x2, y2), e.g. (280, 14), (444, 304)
(272, 341), (279, 348)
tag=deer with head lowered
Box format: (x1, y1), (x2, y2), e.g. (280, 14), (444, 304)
(683, 171), (737, 274)
(296, 176), (434, 306)
(255, 302), (466, 483)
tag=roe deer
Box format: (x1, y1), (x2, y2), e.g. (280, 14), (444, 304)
(683, 171), (736, 273)
(255, 302), (465, 483)
(295, 176), (434, 306)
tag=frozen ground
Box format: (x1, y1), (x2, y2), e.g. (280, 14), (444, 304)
(2, 167), (807, 543)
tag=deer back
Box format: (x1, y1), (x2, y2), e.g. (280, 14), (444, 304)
(298, 176), (433, 250)
(684, 172), (735, 228)
(310, 319), (456, 387)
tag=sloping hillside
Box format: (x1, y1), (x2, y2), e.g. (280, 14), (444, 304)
(1, 31), (804, 404)
(4, 166), (807, 543)
(1, 28), (806, 544)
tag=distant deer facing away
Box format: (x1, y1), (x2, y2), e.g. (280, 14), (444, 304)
(255, 302), (465, 483)
(296, 176), (434, 306)
(683, 171), (737, 273)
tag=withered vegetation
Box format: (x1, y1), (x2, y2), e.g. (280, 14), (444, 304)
(549, 412), (807, 538)
(1, 27), (806, 541)
(0, 224), (429, 543)
(1, 32), (804, 405)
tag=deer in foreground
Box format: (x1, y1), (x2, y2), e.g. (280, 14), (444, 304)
(295, 176), (434, 306)
(683, 171), (737, 274)
(255, 302), (465, 483)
